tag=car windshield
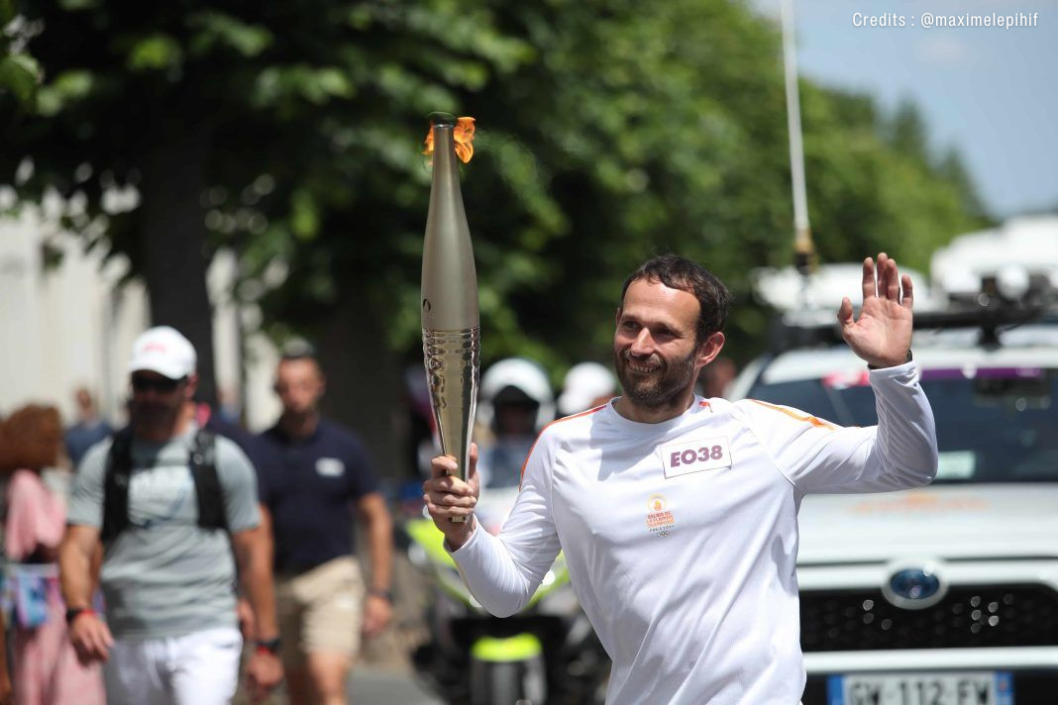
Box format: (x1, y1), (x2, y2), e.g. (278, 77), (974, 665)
(748, 366), (1058, 484)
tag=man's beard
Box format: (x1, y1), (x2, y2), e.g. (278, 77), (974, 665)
(613, 346), (698, 409)
(132, 399), (180, 429)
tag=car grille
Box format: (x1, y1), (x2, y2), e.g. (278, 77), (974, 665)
(800, 584), (1058, 651)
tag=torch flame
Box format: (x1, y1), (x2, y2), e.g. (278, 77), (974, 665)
(424, 117), (476, 163)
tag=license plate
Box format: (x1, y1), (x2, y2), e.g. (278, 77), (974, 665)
(827, 672), (1014, 705)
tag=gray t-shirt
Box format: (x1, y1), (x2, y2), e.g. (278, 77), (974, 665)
(68, 427), (261, 639)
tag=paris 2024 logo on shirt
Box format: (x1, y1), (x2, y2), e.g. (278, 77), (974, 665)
(646, 494), (675, 537)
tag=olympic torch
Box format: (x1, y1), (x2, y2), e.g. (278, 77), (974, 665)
(421, 114), (479, 521)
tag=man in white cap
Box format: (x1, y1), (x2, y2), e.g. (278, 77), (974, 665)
(59, 326), (283, 704)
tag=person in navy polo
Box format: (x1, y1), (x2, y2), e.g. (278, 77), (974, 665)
(255, 347), (394, 705)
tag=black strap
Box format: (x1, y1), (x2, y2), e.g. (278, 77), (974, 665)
(867, 349), (914, 371)
(191, 429), (228, 533)
(101, 427), (134, 544)
(102, 428), (226, 546)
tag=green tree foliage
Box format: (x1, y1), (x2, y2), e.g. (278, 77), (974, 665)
(0, 1), (42, 107)
(889, 98), (929, 159)
(1, 0), (987, 468)
(249, 0), (989, 370)
(797, 84), (990, 276)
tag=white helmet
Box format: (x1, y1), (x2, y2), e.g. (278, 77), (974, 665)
(558, 362), (616, 416)
(478, 358), (555, 433)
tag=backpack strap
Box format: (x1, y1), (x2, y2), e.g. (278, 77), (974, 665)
(191, 429), (228, 532)
(101, 427), (134, 545)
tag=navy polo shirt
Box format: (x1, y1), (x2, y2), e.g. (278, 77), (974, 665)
(207, 413), (272, 474)
(256, 418), (380, 574)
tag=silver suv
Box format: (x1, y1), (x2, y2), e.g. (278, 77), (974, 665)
(733, 226), (1058, 705)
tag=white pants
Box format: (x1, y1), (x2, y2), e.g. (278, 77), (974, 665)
(104, 626), (242, 705)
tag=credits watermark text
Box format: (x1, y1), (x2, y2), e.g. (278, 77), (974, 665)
(852, 12), (1039, 29)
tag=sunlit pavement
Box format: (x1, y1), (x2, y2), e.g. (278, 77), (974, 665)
(348, 666), (442, 704)
(344, 549), (445, 704)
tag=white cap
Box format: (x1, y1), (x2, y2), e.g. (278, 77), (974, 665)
(128, 326), (197, 380)
(558, 362), (616, 416)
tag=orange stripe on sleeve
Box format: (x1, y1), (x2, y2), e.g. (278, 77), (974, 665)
(749, 400), (838, 430)
(519, 404), (607, 486)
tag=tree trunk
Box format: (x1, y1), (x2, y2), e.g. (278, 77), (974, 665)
(139, 124), (218, 406)
(315, 290), (405, 482)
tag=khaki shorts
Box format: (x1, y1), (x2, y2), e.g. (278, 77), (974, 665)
(277, 557), (365, 666)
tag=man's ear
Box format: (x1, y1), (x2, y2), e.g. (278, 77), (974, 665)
(614, 307), (623, 328)
(696, 332), (725, 367)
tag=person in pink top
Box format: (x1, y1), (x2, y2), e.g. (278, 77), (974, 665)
(1, 405), (105, 705)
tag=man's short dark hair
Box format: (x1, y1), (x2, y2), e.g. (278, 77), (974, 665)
(620, 255), (731, 342)
(279, 339), (318, 364)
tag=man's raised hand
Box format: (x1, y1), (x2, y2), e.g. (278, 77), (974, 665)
(837, 253), (914, 369)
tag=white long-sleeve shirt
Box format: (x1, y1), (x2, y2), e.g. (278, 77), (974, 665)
(451, 362), (938, 704)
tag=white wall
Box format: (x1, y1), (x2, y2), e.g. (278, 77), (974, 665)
(0, 209), (279, 431)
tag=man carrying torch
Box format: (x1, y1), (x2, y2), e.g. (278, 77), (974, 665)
(424, 248), (938, 703)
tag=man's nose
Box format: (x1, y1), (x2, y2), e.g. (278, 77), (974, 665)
(629, 329), (654, 355)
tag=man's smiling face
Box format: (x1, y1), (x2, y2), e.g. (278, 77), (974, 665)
(613, 278), (704, 410)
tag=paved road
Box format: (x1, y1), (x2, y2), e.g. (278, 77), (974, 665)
(349, 667), (442, 704)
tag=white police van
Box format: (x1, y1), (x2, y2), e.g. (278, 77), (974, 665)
(731, 218), (1058, 705)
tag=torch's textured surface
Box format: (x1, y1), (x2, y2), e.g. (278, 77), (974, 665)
(422, 122), (480, 492)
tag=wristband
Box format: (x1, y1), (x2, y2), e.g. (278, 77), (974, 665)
(369, 588), (394, 603)
(255, 638), (281, 655)
(65, 607), (94, 626)
(868, 349), (913, 370)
